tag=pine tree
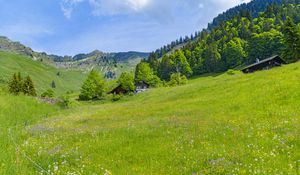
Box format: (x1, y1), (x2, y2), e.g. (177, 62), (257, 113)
(282, 17), (300, 62)
(22, 76), (37, 96)
(8, 73), (20, 95)
(51, 80), (56, 89)
(8, 72), (24, 95)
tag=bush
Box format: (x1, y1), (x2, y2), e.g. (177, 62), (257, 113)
(168, 73), (188, 87)
(112, 94), (122, 102)
(60, 95), (71, 108)
(0, 85), (7, 95)
(226, 69), (239, 75)
(41, 89), (54, 98)
(0, 76), (7, 84)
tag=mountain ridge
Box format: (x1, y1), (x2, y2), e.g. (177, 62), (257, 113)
(0, 36), (149, 78)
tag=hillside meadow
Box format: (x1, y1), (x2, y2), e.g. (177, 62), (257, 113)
(0, 51), (86, 95)
(0, 61), (300, 174)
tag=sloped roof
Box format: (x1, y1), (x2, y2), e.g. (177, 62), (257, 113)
(241, 55), (286, 71)
(135, 81), (150, 86)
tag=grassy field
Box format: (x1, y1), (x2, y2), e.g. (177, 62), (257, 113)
(1, 62), (300, 174)
(0, 95), (61, 174)
(0, 51), (86, 95)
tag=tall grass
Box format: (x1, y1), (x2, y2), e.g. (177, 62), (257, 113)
(1, 62), (300, 174)
(0, 95), (60, 174)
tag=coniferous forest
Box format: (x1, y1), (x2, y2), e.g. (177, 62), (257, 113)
(144, 1), (300, 80)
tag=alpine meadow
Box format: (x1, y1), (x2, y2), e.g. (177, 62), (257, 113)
(0, 0), (300, 175)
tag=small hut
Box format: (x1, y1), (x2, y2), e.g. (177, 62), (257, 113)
(109, 85), (129, 95)
(241, 55), (286, 73)
(135, 81), (150, 93)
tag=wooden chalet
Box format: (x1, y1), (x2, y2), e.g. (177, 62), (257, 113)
(241, 55), (286, 73)
(109, 81), (150, 95)
(110, 85), (129, 95)
(135, 81), (150, 93)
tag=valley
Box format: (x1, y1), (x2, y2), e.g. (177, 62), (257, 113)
(0, 0), (300, 174)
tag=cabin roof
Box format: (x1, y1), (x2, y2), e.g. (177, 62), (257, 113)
(109, 85), (126, 94)
(241, 55), (286, 71)
(135, 81), (150, 86)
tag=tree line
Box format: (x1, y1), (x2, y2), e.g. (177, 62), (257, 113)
(143, 2), (300, 81)
(8, 72), (36, 96)
(79, 64), (188, 101)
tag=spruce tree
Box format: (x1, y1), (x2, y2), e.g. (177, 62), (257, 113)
(23, 76), (37, 96)
(8, 73), (20, 95)
(8, 72), (23, 95)
(51, 80), (56, 88)
(282, 17), (300, 62)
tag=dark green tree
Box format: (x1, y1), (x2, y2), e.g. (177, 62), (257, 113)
(203, 44), (224, 72)
(51, 80), (56, 89)
(8, 72), (23, 95)
(282, 17), (300, 62)
(158, 55), (174, 80)
(248, 29), (283, 63)
(22, 76), (37, 96)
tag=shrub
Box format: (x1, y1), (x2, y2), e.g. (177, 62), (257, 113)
(168, 73), (188, 87)
(60, 95), (71, 108)
(112, 94), (122, 102)
(226, 69), (237, 75)
(41, 89), (54, 98)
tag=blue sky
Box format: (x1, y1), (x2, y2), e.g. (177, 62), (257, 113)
(0, 0), (250, 55)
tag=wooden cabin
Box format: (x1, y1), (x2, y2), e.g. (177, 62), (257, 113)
(110, 81), (150, 95)
(241, 55), (286, 73)
(135, 81), (150, 93)
(110, 85), (129, 95)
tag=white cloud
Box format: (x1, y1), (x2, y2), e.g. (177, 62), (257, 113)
(60, 0), (84, 19)
(56, 0), (253, 54)
(60, 0), (252, 20)
(89, 0), (150, 16)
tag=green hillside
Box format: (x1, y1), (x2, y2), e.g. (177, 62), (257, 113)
(0, 51), (86, 95)
(1, 62), (299, 174)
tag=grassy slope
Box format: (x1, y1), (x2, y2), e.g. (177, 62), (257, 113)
(1, 62), (300, 174)
(0, 95), (61, 174)
(0, 51), (86, 95)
